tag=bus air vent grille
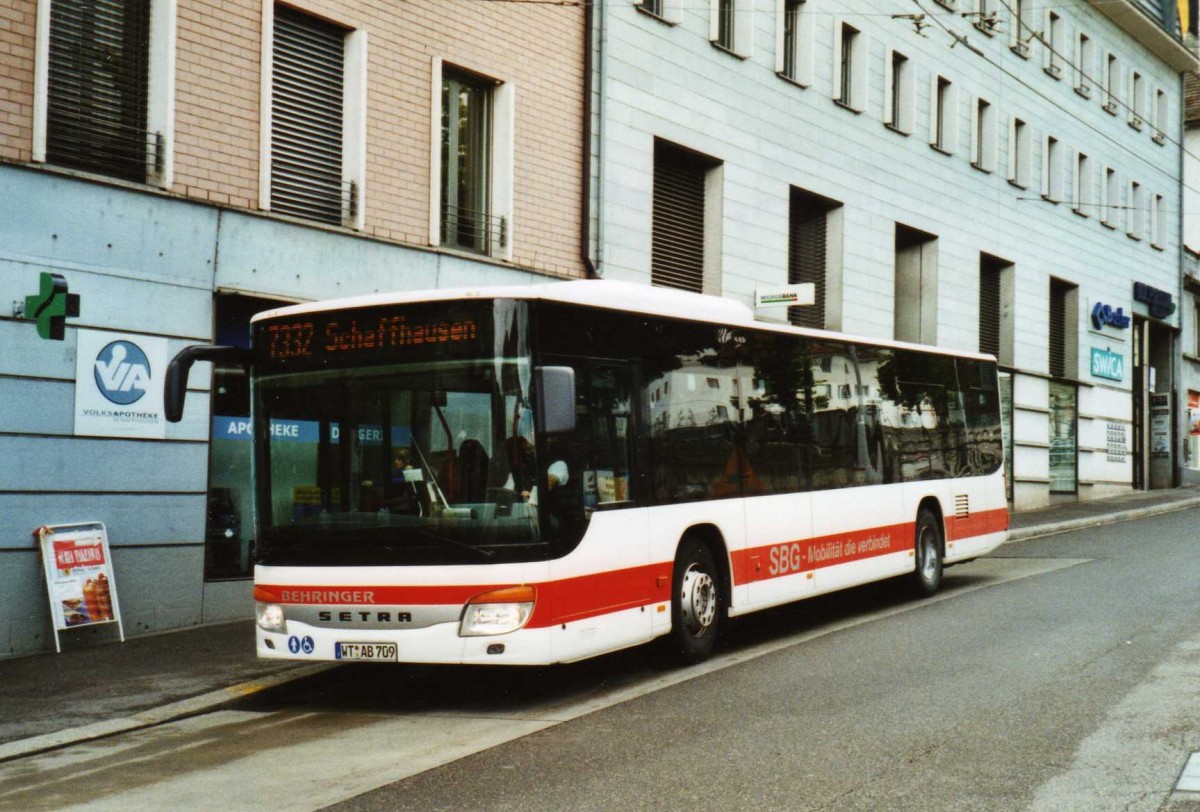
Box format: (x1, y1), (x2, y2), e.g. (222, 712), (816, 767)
(955, 495), (970, 519)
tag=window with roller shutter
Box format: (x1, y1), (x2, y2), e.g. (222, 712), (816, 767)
(270, 5), (351, 227)
(45, 0), (156, 183)
(652, 141), (714, 293)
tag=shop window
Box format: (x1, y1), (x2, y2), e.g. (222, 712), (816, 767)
(206, 293), (288, 580)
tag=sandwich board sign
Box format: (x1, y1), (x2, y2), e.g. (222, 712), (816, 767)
(35, 522), (125, 652)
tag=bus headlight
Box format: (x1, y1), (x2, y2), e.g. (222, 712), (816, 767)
(256, 602), (286, 633)
(459, 586), (536, 637)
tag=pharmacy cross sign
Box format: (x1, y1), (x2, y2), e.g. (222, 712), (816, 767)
(25, 272), (81, 341)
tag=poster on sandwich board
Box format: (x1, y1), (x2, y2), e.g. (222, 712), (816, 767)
(36, 522), (125, 653)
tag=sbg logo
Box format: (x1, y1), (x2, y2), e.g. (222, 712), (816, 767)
(94, 341), (152, 405)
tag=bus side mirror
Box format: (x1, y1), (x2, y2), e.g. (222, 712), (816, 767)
(165, 345), (252, 423)
(535, 366), (576, 434)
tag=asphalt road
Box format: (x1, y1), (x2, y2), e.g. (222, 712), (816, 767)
(3, 508), (1199, 812)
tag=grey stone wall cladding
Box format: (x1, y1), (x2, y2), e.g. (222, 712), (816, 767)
(0, 165), (545, 656)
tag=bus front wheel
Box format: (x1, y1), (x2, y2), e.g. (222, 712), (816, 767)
(910, 509), (944, 597)
(668, 537), (723, 664)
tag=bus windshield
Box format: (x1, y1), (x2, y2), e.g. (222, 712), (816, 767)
(252, 302), (548, 566)
(256, 359), (543, 565)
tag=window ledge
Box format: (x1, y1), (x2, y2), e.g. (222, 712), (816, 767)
(1101, 219), (1117, 230)
(1128, 117), (1144, 131)
(1040, 194), (1060, 205)
(1103, 100), (1119, 115)
(635, 4), (676, 24)
(1010, 42), (1031, 59)
(1008, 178), (1028, 191)
(1151, 242), (1164, 251)
(710, 41), (748, 60)
(775, 72), (810, 90)
(1127, 232), (1143, 241)
(884, 122), (909, 136)
(1072, 207), (1090, 218)
(970, 160), (993, 174)
(832, 98), (863, 114)
(1044, 64), (1063, 80)
(929, 143), (953, 156)
(1075, 83), (1093, 99)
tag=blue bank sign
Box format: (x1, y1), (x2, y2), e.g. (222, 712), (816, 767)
(1090, 302), (1130, 331)
(1090, 347), (1125, 381)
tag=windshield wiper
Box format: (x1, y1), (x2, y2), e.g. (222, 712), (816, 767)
(413, 527), (494, 560)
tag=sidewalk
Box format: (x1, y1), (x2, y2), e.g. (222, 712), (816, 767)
(2, 486), (1198, 764)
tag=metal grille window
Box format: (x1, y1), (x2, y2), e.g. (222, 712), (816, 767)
(788, 189), (834, 329)
(979, 257), (1002, 357)
(1049, 279), (1070, 377)
(652, 141), (710, 293)
(442, 69), (503, 255)
(46, 0), (155, 183)
(271, 6), (347, 226)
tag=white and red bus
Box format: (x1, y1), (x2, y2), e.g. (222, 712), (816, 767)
(166, 280), (1007, 666)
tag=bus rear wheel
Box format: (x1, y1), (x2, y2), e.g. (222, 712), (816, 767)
(910, 509), (944, 597)
(668, 537), (723, 664)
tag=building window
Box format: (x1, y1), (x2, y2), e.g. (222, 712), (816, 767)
(1042, 136), (1063, 202)
(1129, 70), (1144, 129)
(1128, 181), (1144, 239)
(266, 5), (364, 228)
(638, 0), (683, 23)
(1152, 193), (1166, 249)
(430, 59), (514, 259)
(973, 0), (998, 35)
(777, 0), (813, 86)
(1154, 88), (1168, 143)
(834, 22), (866, 111)
(1104, 53), (1120, 114)
(971, 97), (996, 171)
(36, 0), (174, 185)
(979, 254), (1013, 364)
(884, 49), (913, 133)
(711, 0), (751, 54)
(652, 139), (723, 294)
(1102, 167), (1119, 228)
(1075, 32), (1093, 97)
(441, 68), (496, 254)
(1048, 277), (1077, 379)
(1010, 0), (1032, 56)
(1073, 151), (1091, 216)
(931, 76), (956, 153)
(1008, 117), (1031, 188)
(1048, 277), (1078, 493)
(894, 224), (939, 345)
(1043, 11), (1062, 78)
(788, 188), (843, 329)
(206, 293), (289, 581)
(717, 0), (734, 49)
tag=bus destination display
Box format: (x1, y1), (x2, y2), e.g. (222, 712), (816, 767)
(260, 309), (480, 365)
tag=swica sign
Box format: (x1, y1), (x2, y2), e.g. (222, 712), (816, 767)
(75, 331), (168, 439)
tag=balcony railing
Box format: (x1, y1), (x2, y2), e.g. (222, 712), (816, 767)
(441, 205), (507, 256)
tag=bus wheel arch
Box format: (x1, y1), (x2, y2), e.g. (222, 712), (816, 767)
(667, 525), (728, 664)
(910, 498), (945, 597)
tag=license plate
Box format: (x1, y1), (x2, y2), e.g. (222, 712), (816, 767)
(335, 642), (398, 661)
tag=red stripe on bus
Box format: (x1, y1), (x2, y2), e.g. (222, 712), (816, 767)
(730, 522), (915, 584)
(257, 564), (673, 629)
(258, 508), (1007, 628)
(945, 508), (1009, 540)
